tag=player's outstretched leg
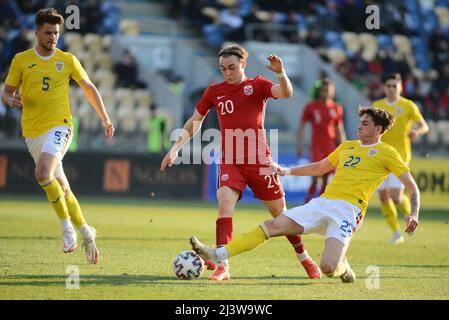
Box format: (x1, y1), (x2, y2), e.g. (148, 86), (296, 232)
(190, 236), (221, 264)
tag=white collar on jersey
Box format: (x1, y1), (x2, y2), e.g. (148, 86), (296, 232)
(34, 46), (56, 60)
(385, 97), (400, 106)
(360, 141), (381, 147)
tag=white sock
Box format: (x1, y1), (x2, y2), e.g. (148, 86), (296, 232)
(216, 247), (230, 263)
(297, 250), (309, 262)
(61, 218), (73, 231)
(79, 224), (93, 240)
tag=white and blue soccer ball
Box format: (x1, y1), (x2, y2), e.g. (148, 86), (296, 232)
(173, 250), (205, 280)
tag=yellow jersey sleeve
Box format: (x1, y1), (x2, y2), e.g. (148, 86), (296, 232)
(409, 100), (424, 122)
(5, 55), (22, 87)
(70, 54), (88, 82)
(327, 142), (346, 166)
(383, 146), (410, 178)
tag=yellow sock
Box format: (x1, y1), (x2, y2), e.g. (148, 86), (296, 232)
(225, 224), (270, 257)
(40, 179), (69, 220)
(65, 192), (86, 228)
(397, 195), (411, 217)
(323, 260), (347, 278)
(381, 199), (400, 232)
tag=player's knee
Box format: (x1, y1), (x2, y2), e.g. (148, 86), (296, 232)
(217, 199), (235, 216)
(320, 261), (337, 276)
(35, 167), (52, 182)
(264, 219), (283, 237)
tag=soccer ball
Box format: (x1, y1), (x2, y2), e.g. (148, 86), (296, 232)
(172, 250), (205, 280)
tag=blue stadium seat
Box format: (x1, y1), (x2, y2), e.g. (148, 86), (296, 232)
(436, 0), (449, 8)
(325, 31), (345, 50)
(422, 10), (440, 35)
(377, 34), (395, 51)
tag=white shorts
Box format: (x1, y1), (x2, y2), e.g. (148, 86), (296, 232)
(25, 125), (73, 179)
(283, 197), (363, 246)
(378, 173), (404, 190)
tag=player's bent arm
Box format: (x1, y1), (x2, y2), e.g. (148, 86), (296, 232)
(77, 78), (114, 139)
(160, 109), (206, 170)
(266, 54), (293, 98)
(2, 85), (22, 108)
(398, 171), (420, 233)
(171, 109), (206, 152)
(415, 119), (429, 137)
(271, 75), (293, 99)
(288, 158), (336, 177)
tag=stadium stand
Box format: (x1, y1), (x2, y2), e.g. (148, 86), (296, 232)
(167, 0), (449, 152)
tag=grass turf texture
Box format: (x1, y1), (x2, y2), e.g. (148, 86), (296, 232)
(1, 196), (448, 300)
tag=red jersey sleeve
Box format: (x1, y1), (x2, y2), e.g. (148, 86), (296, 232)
(195, 86), (214, 116)
(257, 76), (274, 99)
(301, 103), (312, 122)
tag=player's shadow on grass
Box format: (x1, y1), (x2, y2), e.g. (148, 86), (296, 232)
(0, 274), (320, 287)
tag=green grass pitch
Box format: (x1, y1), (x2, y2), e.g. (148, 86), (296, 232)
(1, 196), (448, 300)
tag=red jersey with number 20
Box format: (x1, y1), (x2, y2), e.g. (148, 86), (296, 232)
(196, 76), (275, 165)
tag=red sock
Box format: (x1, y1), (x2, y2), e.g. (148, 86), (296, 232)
(216, 217), (233, 246)
(286, 235), (305, 254)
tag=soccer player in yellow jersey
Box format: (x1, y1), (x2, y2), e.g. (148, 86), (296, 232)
(372, 73), (428, 244)
(190, 107), (420, 283)
(1, 9), (115, 264)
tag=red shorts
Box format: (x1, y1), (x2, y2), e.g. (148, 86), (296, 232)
(217, 163), (285, 201)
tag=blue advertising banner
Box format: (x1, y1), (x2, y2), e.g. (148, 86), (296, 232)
(206, 154), (314, 204)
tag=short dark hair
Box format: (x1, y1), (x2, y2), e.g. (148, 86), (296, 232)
(359, 106), (395, 134)
(382, 72), (401, 83)
(35, 8), (64, 27)
(218, 45), (248, 61)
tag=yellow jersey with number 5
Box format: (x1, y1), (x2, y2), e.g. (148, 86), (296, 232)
(5, 48), (87, 138)
(322, 140), (410, 215)
(372, 97), (424, 164)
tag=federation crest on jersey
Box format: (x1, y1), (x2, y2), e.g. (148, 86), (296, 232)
(244, 85), (253, 95)
(395, 107), (403, 116)
(329, 108), (337, 118)
(221, 174), (229, 181)
(368, 148), (378, 156)
(55, 61), (64, 72)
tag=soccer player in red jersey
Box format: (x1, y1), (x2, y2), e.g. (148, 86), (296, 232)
(296, 79), (346, 204)
(161, 44), (320, 281)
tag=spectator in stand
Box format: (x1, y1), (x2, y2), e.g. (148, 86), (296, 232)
(424, 89), (443, 121)
(439, 86), (449, 120)
(338, 0), (364, 33)
(81, 0), (105, 34)
(10, 28), (32, 60)
(113, 49), (147, 89)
